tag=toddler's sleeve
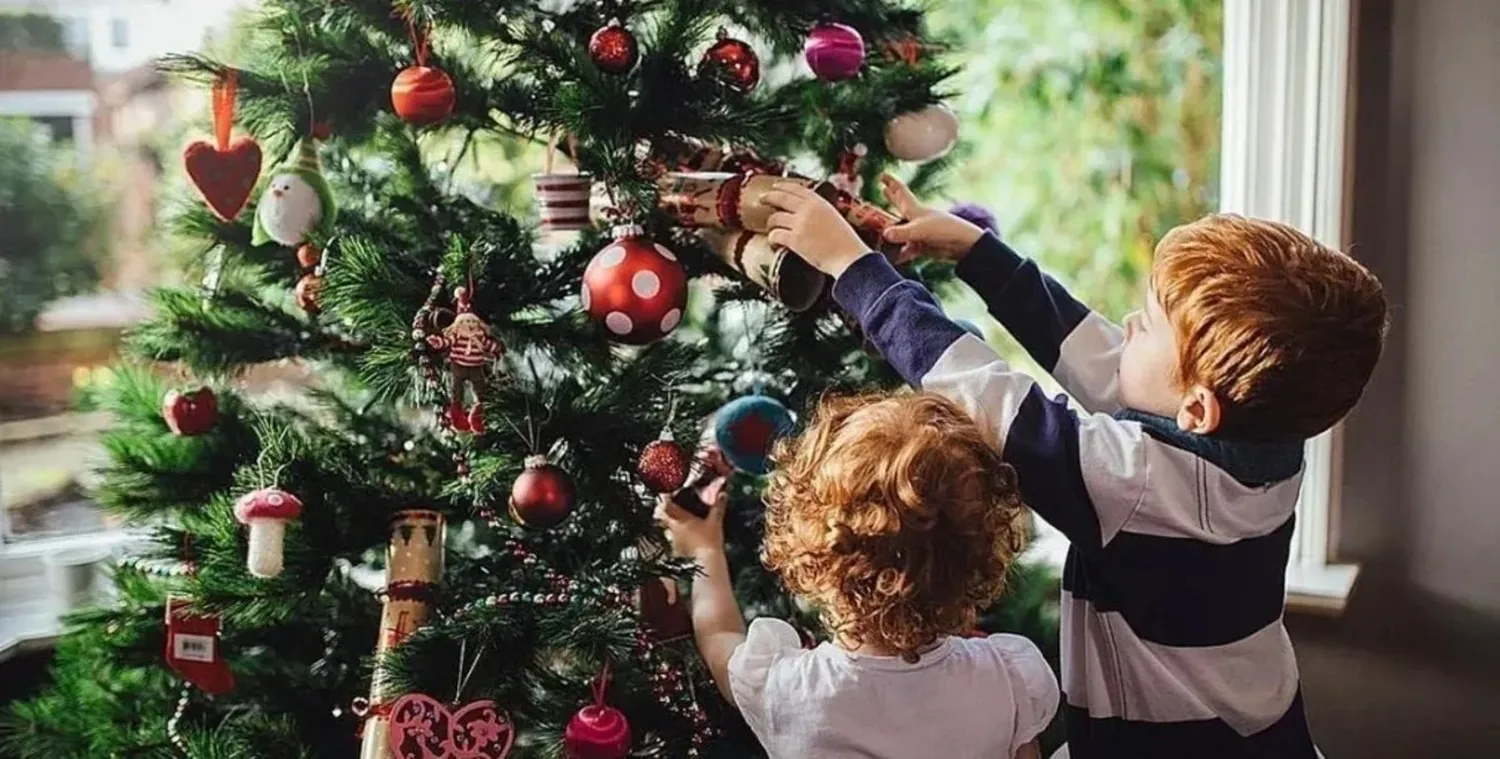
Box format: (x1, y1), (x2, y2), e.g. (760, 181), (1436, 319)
(727, 617), (802, 737)
(989, 634), (1060, 754)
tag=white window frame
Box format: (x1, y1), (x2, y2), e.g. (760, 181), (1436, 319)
(1221, 0), (1358, 612)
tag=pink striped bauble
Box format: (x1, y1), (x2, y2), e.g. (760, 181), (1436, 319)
(391, 65), (456, 125)
(533, 173), (594, 231)
(804, 22), (865, 81)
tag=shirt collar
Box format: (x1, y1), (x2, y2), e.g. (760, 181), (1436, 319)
(1113, 409), (1304, 487)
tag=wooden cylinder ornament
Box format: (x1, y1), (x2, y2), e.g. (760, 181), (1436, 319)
(358, 509), (446, 759)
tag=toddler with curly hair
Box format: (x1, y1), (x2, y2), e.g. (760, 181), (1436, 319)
(657, 392), (1058, 759)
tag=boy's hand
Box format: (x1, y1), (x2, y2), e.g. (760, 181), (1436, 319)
(879, 173), (986, 263)
(762, 183), (870, 277)
(654, 478), (729, 560)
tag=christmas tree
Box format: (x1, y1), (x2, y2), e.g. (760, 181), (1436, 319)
(3, 1), (1058, 757)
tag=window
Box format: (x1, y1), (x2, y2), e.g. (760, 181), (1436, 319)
(110, 18), (128, 50)
(1221, 0), (1359, 613)
(31, 116), (75, 143)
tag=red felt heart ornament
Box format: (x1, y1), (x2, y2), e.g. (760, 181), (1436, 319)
(184, 137), (262, 221)
(388, 694), (515, 759)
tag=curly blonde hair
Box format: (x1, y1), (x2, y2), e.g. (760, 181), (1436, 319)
(763, 392), (1030, 663)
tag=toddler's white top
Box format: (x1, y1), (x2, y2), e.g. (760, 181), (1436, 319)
(728, 617), (1059, 759)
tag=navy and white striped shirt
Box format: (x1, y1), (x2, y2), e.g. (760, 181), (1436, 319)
(832, 235), (1319, 759)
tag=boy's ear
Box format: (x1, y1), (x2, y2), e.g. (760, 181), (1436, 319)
(1175, 386), (1222, 435)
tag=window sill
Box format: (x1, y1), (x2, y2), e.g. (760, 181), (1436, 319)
(1285, 561), (1360, 617)
(0, 530), (138, 664)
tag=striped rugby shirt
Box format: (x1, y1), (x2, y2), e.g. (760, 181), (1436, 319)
(832, 234), (1319, 758)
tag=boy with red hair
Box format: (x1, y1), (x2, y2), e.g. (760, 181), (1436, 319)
(761, 175), (1386, 758)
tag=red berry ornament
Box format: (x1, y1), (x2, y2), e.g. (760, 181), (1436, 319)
(699, 28), (760, 93)
(163, 387), (218, 436)
(296, 244), (320, 269)
(581, 225), (688, 345)
(294, 272), (322, 314)
(589, 18), (638, 75)
(391, 65), (456, 125)
(637, 435), (690, 493)
(509, 455), (576, 529)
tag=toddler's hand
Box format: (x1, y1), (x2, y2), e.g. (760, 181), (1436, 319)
(879, 173), (986, 263)
(762, 183), (870, 277)
(655, 477), (729, 560)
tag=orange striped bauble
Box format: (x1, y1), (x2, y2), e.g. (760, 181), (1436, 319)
(391, 65), (455, 125)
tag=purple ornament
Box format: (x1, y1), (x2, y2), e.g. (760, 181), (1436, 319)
(804, 22), (865, 81)
(950, 202), (999, 235)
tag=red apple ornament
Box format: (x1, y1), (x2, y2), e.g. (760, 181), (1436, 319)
(565, 664), (631, 759)
(234, 488), (303, 579)
(163, 387), (219, 436)
(581, 225), (688, 345)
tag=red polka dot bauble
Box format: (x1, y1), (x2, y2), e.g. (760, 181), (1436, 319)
(564, 703), (631, 759)
(509, 455), (576, 530)
(699, 27), (760, 93)
(804, 22), (865, 81)
(588, 18), (638, 75)
(581, 225), (688, 346)
(391, 65), (456, 125)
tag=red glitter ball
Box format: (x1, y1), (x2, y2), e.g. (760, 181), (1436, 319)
(588, 19), (638, 74)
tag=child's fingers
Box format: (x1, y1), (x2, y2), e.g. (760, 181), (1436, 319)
(768, 228), (794, 249)
(883, 223), (914, 243)
(761, 189), (805, 212)
(766, 210), (796, 230)
(773, 181), (819, 199)
(880, 173), (922, 216)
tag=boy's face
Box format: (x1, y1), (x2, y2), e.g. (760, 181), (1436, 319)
(1119, 289), (1190, 420)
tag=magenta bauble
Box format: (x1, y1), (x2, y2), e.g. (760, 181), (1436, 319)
(804, 22), (865, 81)
(563, 704), (631, 759)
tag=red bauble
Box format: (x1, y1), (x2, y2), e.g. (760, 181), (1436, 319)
(509, 455), (576, 529)
(162, 387), (218, 436)
(295, 272), (322, 313)
(391, 65), (456, 125)
(637, 436), (690, 493)
(296, 243), (320, 269)
(581, 225), (688, 345)
(588, 18), (638, 74)
(699, 29), (760, 93)
(564, 704), (631, 759)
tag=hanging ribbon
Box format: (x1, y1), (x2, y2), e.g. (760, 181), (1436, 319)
(210, 69), (238, 152)
(404, 9), (432, 67)
(592, 660), (613, 707)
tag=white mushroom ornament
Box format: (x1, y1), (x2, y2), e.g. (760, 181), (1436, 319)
(234, 488), (303, 578)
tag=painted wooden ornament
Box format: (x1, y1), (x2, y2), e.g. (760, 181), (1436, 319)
(387, 693), (515, 759)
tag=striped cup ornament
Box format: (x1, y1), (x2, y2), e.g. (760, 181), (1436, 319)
(533, 173), (594, 231)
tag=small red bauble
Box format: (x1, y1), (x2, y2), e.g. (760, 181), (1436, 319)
(581, 225), (688, 346)
(296, 243), (320, 269)
(637, 436), (690, 493)
(564, 703), (631, 759)
(509, 455), (576, 529)
(295, 272), (322, 314)
(804, 22), (866, 81)
(588, 18), (638, 75)
(391, 65), (456, 125)
(699, 28), (760, 93)
(163, 387), (218, 436)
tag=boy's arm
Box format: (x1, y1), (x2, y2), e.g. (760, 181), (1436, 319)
(957, 233), (1125, 414)
(689, 547), (747, 703)
(833, 253), (1147, 552)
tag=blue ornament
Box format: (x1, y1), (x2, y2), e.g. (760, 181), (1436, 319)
(713, 395), (795, 475)
(953, 318), (985, 339)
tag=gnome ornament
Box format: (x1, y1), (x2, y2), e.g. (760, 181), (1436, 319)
(252, 138), (337, 247)
(425, 286), (504, 433)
